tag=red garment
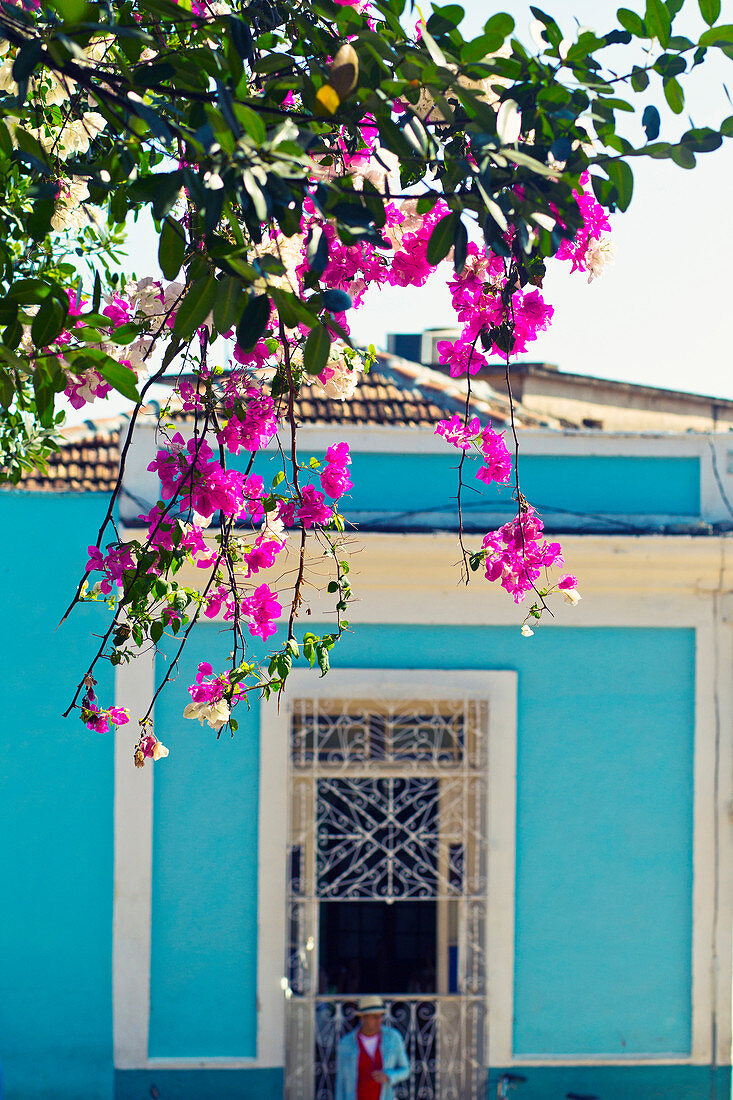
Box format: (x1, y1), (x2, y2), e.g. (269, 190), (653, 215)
(356, 1031), (383, 1100)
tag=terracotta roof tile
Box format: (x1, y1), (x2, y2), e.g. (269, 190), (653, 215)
(288, 367), (491, 427)
(15, 428), (121, 493)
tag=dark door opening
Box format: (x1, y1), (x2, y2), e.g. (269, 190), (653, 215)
(319, 900), (437, 996)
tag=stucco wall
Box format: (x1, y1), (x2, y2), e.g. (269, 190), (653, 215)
(0, 489), (726, 1100)
(0, 494), (115, 1100)
(137, 621), (701, 1096)
(149, 677), (260, 1057)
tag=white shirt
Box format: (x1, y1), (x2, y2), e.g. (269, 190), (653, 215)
(359, 1032), (380, 1059)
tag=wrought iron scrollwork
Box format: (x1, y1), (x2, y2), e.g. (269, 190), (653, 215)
(285, 697), (489, 1100)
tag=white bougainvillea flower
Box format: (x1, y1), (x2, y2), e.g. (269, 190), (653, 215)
(585, 234), (616, 283)
(51, 178), (97, 231)
(496, 99), (522, 144)
(182, 698), (231, 731)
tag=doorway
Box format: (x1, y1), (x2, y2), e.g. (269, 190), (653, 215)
(285, 696), (488, 1100)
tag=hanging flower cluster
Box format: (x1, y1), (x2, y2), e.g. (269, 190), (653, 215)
(61, 57), (614, 758)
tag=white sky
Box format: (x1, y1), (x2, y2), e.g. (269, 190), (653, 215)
(81, 0), (733, 427)
(349, 0), (733, 399)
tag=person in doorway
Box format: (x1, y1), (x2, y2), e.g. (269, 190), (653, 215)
(335, 996), (410, 1100)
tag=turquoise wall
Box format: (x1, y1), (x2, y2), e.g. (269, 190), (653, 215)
(0, 494), (115, 1100)
(149, 646), (260, 1057)
(342, 453), (700, 518)
(0, 487), (704, 1094)
(154, 621), (696, 1063)
(237, 451), (701, 526)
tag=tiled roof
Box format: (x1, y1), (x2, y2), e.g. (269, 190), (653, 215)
(17, 426), (121, 493)
(288, 355), (560, 431)
(11, 352), (561, 492)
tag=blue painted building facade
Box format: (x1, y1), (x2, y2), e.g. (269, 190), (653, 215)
(2, 368), (733, 1100)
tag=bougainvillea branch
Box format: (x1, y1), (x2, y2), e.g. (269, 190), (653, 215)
(1, 0), (731, 759)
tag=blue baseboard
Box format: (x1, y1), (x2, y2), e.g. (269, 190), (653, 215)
(114, 1064), (731, 1100)
(114, 1068), (283, 1100)
(489, 1064), (731, 1099)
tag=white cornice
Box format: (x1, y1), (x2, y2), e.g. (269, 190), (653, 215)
(120, 530), (732, 630)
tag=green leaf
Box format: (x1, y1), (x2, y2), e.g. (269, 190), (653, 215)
(400, 113), (432, 156)
(699, 0), (721, 25)
(213, 276), (243, 334)
(13, 127), (50, 171)
(604, 160), (635, 209)
(483, 11), (514, 42)
(92, 270), (101, 313)
(654, 52), (686, 77)
(13, 41), (43, 82)
(317, 642), (330, 677)
(426, 212), (459, 265)
(416, 195), (440, 214)
(322, 289), (352, 313)
(150, 171), (184, 220)
(7, 278), (54, 304)
(303, 324), (331, 375)
(53, 0), (90, 20)
(669, 142), (696, 168)
(31, 296), (68, 348)
(663, 75), (684, 114)
(233, 103), (267, 144)
(642, 104), (661, 140)
(26, 199), (54, 241)
(680, 126), (722, 152)
(272, 288), (318, 327)
(33, 363), (55, 428)
(631, 64), (650, 91)
(501, 147), (557, 176)
(228, 16), (254, 61)
(617, 7), (647, 36)
(171, 276), (217, 340)
(236, 294), (271, 350)
(107, 322), (143, 345)
(0, 369), (14, 409)
(699, 24), (733, 46)
(158, 216), (186, 281)
(427, 4), (464, 36)
(645, 0), (671, 46)
(98, 360), (141, 403)
(0, 299), (18, 326)
(721, 115), (733, 138)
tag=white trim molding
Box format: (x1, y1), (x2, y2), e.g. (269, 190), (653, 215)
(266, 668), (519, 1076)
(112, 533), (732, 1074)
(113, 648), (155, 1070)
(112, 641), (286, 1071)
(113, 665), (519, 1072)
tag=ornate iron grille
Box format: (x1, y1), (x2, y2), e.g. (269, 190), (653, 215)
(285, 697), (489, 1100)
(317, 777), (439, 900)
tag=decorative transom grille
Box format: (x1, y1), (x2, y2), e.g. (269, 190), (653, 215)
(285, 696), (489, 1100)
(290, 698), (479, 768)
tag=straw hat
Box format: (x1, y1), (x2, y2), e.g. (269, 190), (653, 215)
(356, 995), (386, 1015)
